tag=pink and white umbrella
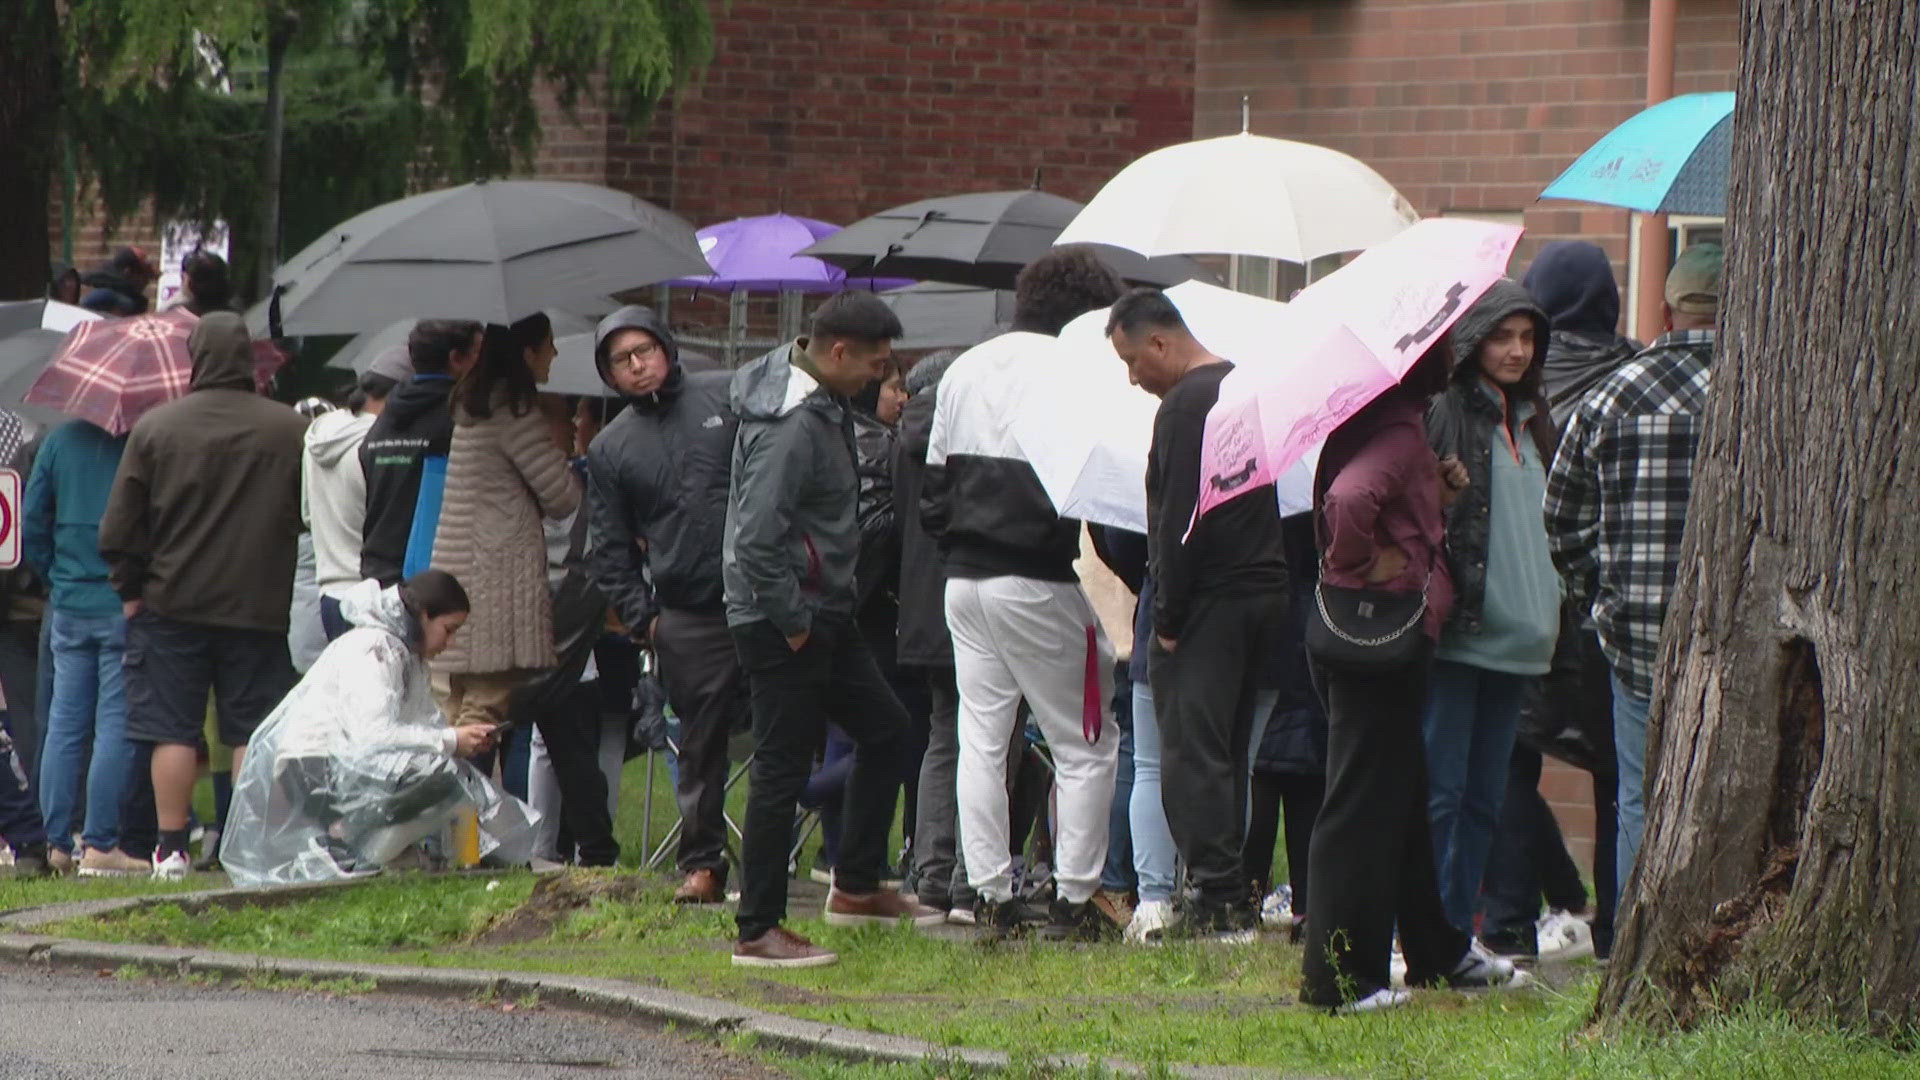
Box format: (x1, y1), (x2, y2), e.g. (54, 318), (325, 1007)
(1194, 218), (1525, 523)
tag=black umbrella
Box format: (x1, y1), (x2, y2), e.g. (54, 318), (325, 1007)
(0, 300), (101, 430)
(799, 189), (1216, 290)
(253, 179), (713, 336)
(877, 283), (1015, 351)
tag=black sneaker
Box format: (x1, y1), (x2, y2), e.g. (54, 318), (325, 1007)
(1041, 898), (1116, 943)
(8, 842), (51, 877)
(977, 897), (1050, 942)
(1479, 927), (1539, 960)
(1184, 899), (1259, 944)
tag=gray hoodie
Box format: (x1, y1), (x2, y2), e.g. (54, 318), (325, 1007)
(721, 342), (859, 636)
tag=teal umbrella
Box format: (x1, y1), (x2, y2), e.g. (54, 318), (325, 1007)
(1540, 92), (1734, 215)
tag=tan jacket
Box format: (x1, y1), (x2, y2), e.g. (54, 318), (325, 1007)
(430, 389), (580, 674)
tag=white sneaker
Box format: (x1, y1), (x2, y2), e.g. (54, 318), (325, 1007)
(1337, 987), (1412, 1015)
(1259, 885), (1294, 929)
(1124, 899), (1177, 944)
(946, 906), (977, 927)
(1445, 939), (1529, 990)
(1536, 910), (1595, 962)
(150, 850), (190, 881)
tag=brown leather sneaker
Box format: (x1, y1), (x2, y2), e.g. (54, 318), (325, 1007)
(823, 886), (946, 929)
(732, 926), (838, 968)
(673, 867), (726, 904)
(1090, 887), (1135, 930)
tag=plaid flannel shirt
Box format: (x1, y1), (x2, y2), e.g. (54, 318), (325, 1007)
(1543, 330), (1715, 700)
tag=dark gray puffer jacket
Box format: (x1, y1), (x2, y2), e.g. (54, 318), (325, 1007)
(1425, 278), (1553, 635)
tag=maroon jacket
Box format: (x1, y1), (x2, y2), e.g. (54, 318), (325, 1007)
(1312, 386), (1454, 640)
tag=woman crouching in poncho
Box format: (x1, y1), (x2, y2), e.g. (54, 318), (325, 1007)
(221, 570), (541, 886)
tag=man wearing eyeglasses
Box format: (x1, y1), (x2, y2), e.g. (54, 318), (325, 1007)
(583, 306), (743, 903)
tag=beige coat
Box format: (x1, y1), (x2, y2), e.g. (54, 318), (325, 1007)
(430, 389), (580, 675)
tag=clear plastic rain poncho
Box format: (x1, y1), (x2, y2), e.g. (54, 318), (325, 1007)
(221, 579), (540, 887)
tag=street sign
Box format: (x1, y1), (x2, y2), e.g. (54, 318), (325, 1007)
(0, 468), (19, 571)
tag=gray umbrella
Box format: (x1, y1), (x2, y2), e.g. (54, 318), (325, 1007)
(878, 283), (1015, 351)
(799, 189), (1216, 290)
(326, 310), (600, 374)
(256, 180), (712, 336)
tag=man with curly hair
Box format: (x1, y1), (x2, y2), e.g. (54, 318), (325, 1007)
(923, 246), (1127, 943)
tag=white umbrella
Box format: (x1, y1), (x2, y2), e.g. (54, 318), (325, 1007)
(1054, 132), (1418, 263)
(1007, 279), (1317, 534)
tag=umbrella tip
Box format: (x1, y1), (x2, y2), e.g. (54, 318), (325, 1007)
(1241, 94), (1251, 133)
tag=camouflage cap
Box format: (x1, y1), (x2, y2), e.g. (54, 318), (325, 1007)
(1664, 242), (1724, 317)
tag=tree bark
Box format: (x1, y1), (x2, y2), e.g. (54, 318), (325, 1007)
(0, 0), (60, 297)
(1600, 1), (1920, 1035)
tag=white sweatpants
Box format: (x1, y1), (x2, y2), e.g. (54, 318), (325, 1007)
(947, 576), (1117, 904)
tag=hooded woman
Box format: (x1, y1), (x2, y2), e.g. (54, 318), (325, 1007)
(1420, 280), (1563, 937)
(220, 571), (539, 886)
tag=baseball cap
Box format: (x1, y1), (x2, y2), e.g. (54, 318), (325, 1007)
(365, 343), (414, 383)
(1664, 242), (1723, 317)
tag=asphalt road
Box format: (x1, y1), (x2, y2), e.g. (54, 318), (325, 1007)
(0, 962), (788, 1080)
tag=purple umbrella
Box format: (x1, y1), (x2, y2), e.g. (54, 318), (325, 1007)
(666, 214), (912, 293)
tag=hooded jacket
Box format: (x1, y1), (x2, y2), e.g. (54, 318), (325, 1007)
(100, 312), (308, 632)
(1522, 241), (1643, 425)
(22, 419), (127, 616)
(78, 267), (147, 316)
(303, 410), (378, 598)
(358, 374), (456, 585)
(891, 351), (963, 668)
(583, 306), (737, 634)
(1425, 279), (1556, 638)
(722, 342), (860, 636)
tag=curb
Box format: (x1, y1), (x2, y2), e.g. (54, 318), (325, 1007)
(0, 885), (1277, 1079)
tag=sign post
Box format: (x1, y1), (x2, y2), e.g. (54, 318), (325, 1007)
(0, 468), (19, 572)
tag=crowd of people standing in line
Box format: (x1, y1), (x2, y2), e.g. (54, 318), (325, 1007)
(0, 234), (1722, 1014)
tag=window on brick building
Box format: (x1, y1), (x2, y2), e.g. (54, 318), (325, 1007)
(1228, 254), (1342, 301)
(1626, 214), (1726, 339)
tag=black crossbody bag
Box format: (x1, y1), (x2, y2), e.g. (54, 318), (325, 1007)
(1307, 546), (1432, 673)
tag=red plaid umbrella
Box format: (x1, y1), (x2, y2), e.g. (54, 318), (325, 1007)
(24, 309), (197, 435)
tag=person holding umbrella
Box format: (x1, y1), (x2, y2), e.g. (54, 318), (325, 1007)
(99, 312), (308, 880)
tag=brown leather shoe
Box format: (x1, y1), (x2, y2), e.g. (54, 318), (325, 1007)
(823, 886), (946, 929)
(1090, 887), (1135, 930)
(732, 926), (838, 968)
(673, 868), (725, 904)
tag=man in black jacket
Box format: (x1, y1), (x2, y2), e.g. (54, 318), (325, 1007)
(1108, 288), (1289, 939)
(583, 306), (742, 904)
(359, 321), (481, 586)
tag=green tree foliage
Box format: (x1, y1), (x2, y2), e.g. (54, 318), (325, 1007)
(43, 0), (711, 296)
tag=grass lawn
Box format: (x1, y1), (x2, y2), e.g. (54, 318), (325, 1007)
(34, 868), (1918, 1080)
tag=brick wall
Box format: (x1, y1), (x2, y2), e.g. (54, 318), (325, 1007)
(1197, 0), (1737, 275)
(595, 0), (1199, 227)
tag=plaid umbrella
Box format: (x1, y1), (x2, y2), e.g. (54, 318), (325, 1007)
(24, 309), (197, 435)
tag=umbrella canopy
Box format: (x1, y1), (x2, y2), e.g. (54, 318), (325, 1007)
(1194, 218), (1524, 524)
(327, 311), (598, 374)
(258, 180), (712, 335)
(878, 282), (1016, 351)
(23, 309), (198, 435)
(799, 189), (1215, 290)
(1007, 280), (1319, 534)
(1055, 132), (1419, 263)
(0, 299), (101, 337)
(665, 214), (912, 293)
(1540, 92), (1734, 215)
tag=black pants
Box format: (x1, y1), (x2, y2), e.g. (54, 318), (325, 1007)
(0, 618), (46, 785)
(655, 607), (749, 877)
(732, 613), (907, 940)
(1302, 649), (1468, 1007)
(1479, 746), (1587, 949)
(1151, 592), (1287, 908)
(1246, 770), (1324, 913)
(524, 681), (620, 866)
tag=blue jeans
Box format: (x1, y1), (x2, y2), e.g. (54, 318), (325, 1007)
(38, 611), (132, 854)
(1422, 659), (1528, 934)
(1611, 676), (1651, 909)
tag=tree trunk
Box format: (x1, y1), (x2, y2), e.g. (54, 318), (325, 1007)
(255, 12), (296, 303)
(0, 0), (60, 297)
(1599, 1), (1920, 1035)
